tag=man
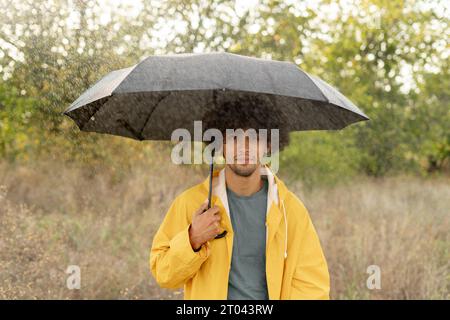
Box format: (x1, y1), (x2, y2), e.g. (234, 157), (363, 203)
(149, 97), (330, 300)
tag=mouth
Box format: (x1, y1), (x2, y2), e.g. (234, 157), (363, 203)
(235, 155), (256, 164)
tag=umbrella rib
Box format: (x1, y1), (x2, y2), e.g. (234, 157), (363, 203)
(80, 96), (111, 131)
(212, 88), (218, 109)
(300, 70), (329, 104)
(137, 92), (172, 140)
(116, 118), (145, 140)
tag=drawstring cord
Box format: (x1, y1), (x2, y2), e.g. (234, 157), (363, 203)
(281, 199), (288, 259)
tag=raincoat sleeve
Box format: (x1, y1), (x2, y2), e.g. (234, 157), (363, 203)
(150, 195), (210, 289)
(289, 194), (330, 300)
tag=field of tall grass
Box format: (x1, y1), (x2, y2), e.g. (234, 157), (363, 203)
(0, 159), (448, 299)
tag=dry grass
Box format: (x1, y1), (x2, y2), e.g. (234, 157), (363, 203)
(300, 175), (450, 299)
(0, 160), (448, 299)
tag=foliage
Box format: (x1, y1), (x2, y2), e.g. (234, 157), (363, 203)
(0, 0), (448, 185)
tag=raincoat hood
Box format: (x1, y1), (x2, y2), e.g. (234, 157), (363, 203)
(203, 165), (290, 259)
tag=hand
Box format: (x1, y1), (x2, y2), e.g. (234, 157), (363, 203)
(188, 200), (222, 251)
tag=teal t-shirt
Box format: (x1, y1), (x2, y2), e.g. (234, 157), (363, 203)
(226, 178), (269, 300)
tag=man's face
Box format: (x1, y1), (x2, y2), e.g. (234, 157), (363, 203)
(223, 128), (269, 177)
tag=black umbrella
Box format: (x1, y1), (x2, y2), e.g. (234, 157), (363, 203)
(63, 52), (369, 238)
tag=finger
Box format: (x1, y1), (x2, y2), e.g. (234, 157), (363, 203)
(207, 223), (222, 234)
(207, 229), (221, 241)
(211, 214), (221, 223)
(194, 200), (209, 216)
(205, 215), (220, 227)
(214, 226), (223, 237)
(211, 221), (220, 228)
(204, 205), (220, 216)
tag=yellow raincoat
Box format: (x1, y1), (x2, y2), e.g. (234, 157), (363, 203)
(149, 165), (330, 299)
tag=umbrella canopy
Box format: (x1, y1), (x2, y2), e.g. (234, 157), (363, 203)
(62, 52), (369, 141)
(63, 52), (370, 240)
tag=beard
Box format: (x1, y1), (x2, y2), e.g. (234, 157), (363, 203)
(227, 163), (259, 177)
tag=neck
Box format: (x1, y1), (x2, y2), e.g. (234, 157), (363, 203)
(225, 165), (263, 197)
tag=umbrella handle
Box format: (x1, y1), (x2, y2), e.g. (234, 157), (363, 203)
(204, 146), (227, 239)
